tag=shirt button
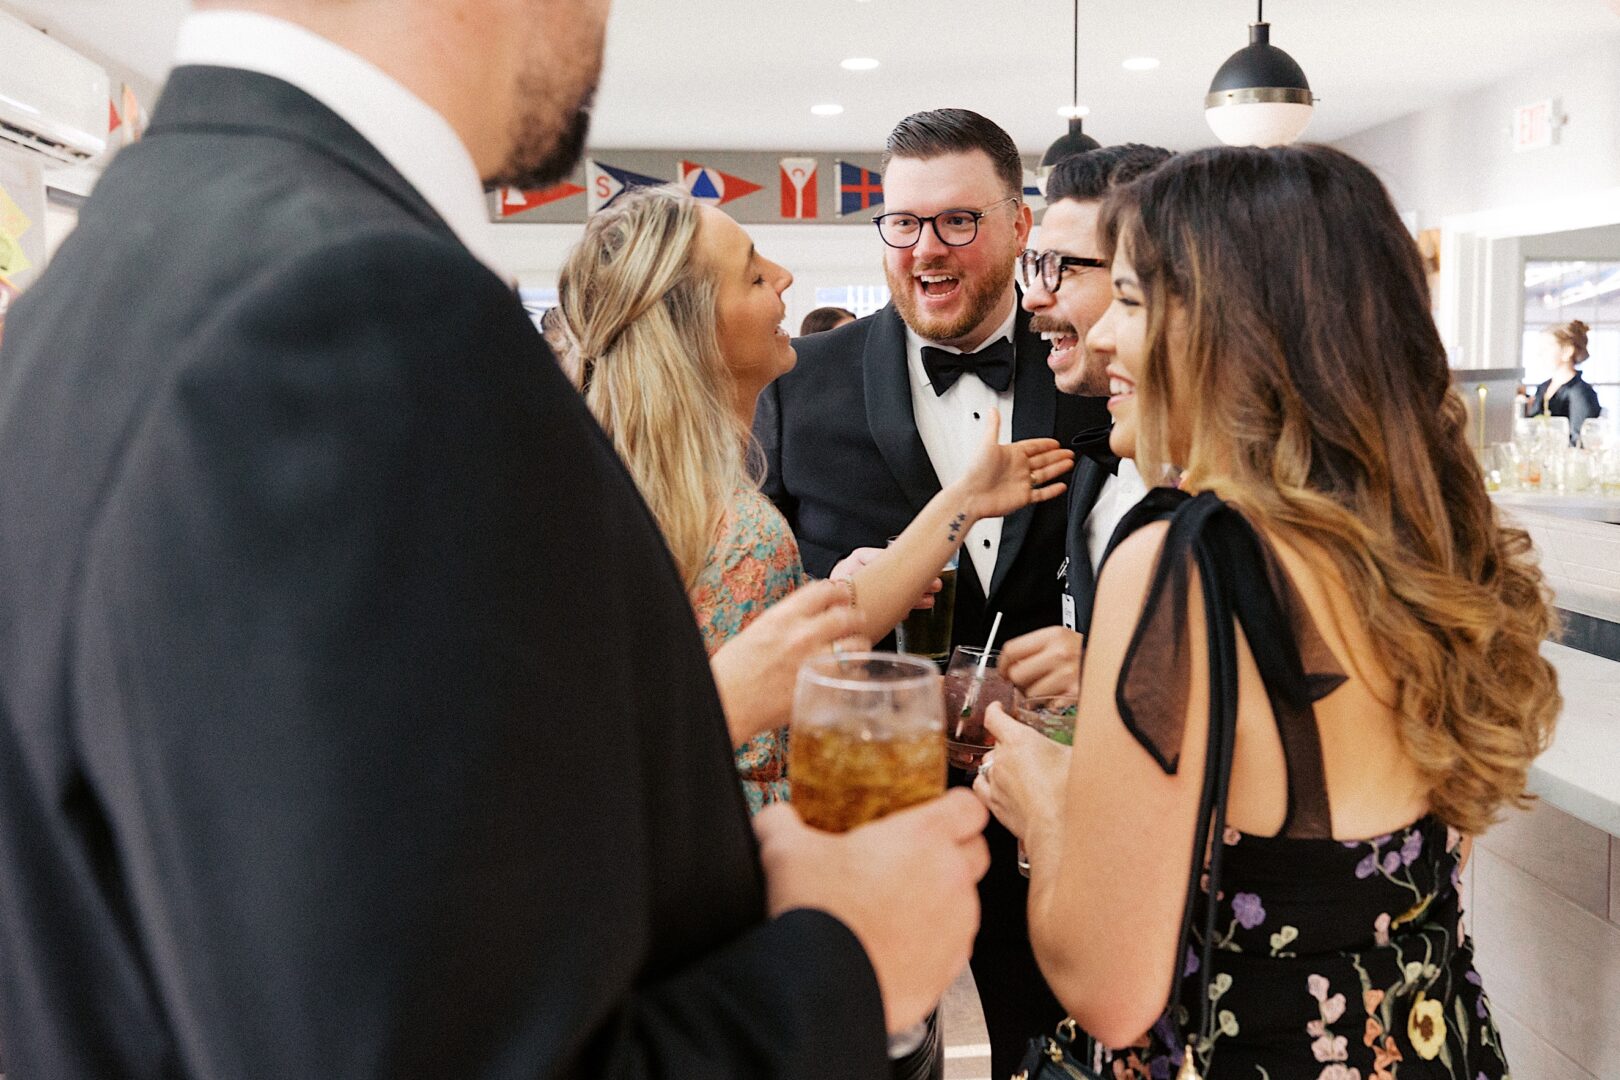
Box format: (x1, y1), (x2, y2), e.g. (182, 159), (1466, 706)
(972, 412), (981, 420)
(982, 539), (992, 549)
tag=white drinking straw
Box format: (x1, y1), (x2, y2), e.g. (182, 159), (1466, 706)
(954, 610), (1004, 739)
(977, 611), (1004, 677)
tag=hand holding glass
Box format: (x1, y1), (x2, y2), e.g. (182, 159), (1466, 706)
(1010, 694), (1078, 875)
(788, 652), (947, 1057)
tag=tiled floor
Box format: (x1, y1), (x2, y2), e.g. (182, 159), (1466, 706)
(941, 967), (993, 1080)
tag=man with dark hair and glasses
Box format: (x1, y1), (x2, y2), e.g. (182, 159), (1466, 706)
(755, 107), (1097, 1078)
(999, 144), (1173, 705)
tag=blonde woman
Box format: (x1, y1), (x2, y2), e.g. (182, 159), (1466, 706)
(559, 188), (1072, 812)
(976, 146), (1559, 1079)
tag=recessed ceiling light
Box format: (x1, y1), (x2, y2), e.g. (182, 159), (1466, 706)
(1056, 105), (1090, 119)
(811, 103), (845, 117)
(841, 57), (881, 71)
(1123, 57), (1160, 71)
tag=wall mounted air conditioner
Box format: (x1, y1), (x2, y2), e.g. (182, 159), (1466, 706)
(0, 9), (110, 167)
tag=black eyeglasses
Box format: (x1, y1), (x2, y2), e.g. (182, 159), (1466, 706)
(1017, 248), (1108, 293)
(873, 196), (1020, 249)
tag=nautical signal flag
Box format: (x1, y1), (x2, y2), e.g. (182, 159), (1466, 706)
(680, 161), (763, 207)
(779, 158), (818, 219)
(837, 162), (883, 216)
(1022, 169), (1046, 213)
(497, 182), (586, 218)
(588, 160), (664, 213)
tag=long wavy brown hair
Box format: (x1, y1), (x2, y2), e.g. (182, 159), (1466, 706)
(1100, 144), (1559, 835)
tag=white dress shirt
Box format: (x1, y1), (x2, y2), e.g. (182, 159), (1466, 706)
(173, 11), (508, 280)
(1084, 458), (1148, 574)
(905, 306), (1018, 595)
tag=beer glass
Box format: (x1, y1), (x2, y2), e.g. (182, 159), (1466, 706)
(895, 548), (957, 665)
(790, 652), (946, 834)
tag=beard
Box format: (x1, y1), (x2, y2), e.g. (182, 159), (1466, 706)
(1030, 312), (1110, 396)
(486, 38), (601, 189)
(887, 248), (1017, 347)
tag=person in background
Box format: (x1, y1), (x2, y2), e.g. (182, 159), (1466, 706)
(0, 1), (995, 1076)
(800, 305), (856, 335)
(558, 187), (1072, 813)
(998, 144), (1171, 701)
(756, 106), (1095, 1079)
(976, 144), (1558, 1078)
(1523, 318), (1601, 443)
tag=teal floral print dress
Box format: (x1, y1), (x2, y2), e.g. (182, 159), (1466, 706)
(690, 486), (806, 814)
(1081, 490), (1507, 1080)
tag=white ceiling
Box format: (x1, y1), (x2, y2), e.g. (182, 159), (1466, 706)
(9, 0), (1620, 152)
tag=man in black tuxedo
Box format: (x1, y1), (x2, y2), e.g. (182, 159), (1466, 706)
(1000, 144), (1174, 702)
(0, 3), (991, 1078)
(755, 109), (1096, 1078)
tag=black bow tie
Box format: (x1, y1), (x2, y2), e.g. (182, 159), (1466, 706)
(920, 337), (1014, 395)
(1071, 424), (1120, 476)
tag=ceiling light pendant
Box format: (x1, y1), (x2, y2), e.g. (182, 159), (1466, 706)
(1204, 0), (1314, 147)
(1041, 0), (1100, 174)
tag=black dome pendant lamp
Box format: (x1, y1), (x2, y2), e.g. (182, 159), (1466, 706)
(1205, 0), (1315, 147)
(1040, 0), (1100, 173)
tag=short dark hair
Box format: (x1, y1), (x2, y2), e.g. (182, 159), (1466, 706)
(1045, 144), (1173, 204)
(799, 306), (856, 336)
(884, 108), (1023, 197)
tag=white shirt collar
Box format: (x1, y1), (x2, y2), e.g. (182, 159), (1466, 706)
(173, 11), (508, 280)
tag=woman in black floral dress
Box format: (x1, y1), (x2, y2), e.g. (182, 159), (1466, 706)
(976, 145), (1560, 1080)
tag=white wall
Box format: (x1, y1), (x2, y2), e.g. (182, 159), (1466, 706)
(1332, 29), (1620, 370)
(1333, 33), (1620, 231)
(1520, 222), (1620, 259)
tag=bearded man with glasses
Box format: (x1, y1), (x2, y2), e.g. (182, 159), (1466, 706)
(999, 144), (1173, 705)
(754, 107), (1095, 1079)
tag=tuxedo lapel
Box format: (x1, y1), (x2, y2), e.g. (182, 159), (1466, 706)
(863, 304), (941, 513)
(1065, 456), (1108, 634)
(987, 304), (1054, 600)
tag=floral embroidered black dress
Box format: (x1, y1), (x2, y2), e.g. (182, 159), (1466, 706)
(1082, 490), (1507, 1080)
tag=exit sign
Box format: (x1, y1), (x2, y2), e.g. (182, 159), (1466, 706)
(1512, 99), (1559, 152)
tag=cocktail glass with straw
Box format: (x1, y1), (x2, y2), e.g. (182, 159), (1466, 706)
(943, 613), (1017, 774)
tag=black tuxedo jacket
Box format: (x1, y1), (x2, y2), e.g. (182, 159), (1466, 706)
(0, 67), (886, 1080)
(755, 303), (1107, 648)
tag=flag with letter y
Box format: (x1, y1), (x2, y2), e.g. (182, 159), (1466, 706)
(779, 158), (818, 219)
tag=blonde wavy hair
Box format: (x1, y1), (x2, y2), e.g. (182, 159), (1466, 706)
(1100, 145), (1560, 835)
(558, 188), (752, 590)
